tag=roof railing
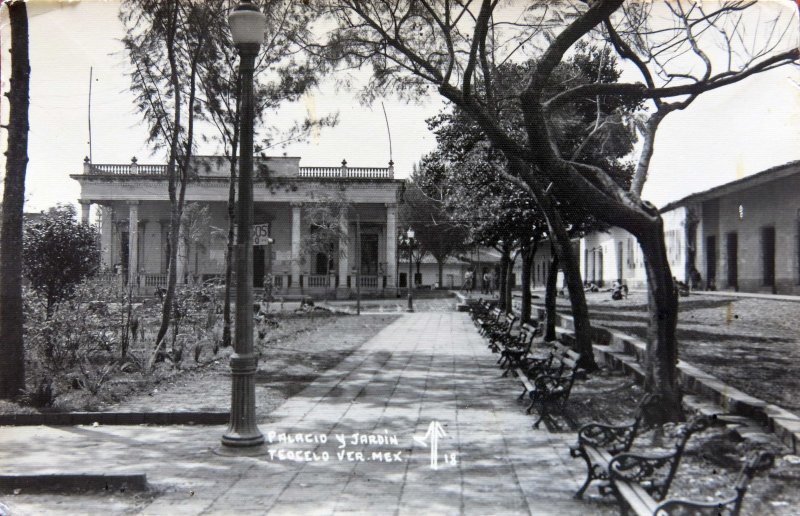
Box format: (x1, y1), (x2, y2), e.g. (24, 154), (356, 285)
(82, 157), (394, 179)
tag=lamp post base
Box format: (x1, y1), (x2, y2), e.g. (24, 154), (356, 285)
(221, 353), (264, 448)
(220, 433), (266, 448)
(213, 443), (269, 457)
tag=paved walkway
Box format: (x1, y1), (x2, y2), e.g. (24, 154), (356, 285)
(0, 313), (605, 515)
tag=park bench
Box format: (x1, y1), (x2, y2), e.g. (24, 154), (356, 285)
(514, 342), (584, 428)
(497, 322), (540, 377)
(469, 298), (492, 324)
(486, 312), (519, 353)
(602, 415), (714, 515)
(648, 450), (773, 516)
(476, 307), (502, 337)
(569, 393), (662, 499)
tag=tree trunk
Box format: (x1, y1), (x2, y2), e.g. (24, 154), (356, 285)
(520, 244), (534, 323)
(498, 250), (509, 311)
(551, 221), (596, 371)
(504, 252), (514, 313)
(505, 158), (596, 370)
(636, 218), (684, 424)
(0, 0), (29, 399)
(545, 245), (559, 342)
(153, 2), (183, 351)
(437, 258), (444, 288)
(528, 176), (596, 370)
(154, 10), (205, 352)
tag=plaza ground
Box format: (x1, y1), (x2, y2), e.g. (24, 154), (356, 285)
(0, 312), (612, 515)
(1, 294), (799, 514)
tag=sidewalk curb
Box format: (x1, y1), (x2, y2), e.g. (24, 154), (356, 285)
(0, 411), (229, 427)
(0, 473), (148, 492)
(532, 306), (800, 454)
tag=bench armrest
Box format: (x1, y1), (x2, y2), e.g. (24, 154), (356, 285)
(576, 421), (640, 454)
(653, 496), (739, 515)
(651, 450), (774, 516)
(609, 451), (681, 502)
(531, 374), (572, 400)
(521, 356), (555, 377)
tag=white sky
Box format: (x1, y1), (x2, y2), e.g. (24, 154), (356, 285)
(1, 0), (798, 213)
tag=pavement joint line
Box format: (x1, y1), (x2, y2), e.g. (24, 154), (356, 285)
(333, 315), (432, 514)
(393, 315), (439, 516)
(0, 312), (602, 514)
(467, 319), (534, 516)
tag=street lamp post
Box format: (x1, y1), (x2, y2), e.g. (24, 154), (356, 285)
(222, 0), (265, 448)
(406, 228), (414, 313)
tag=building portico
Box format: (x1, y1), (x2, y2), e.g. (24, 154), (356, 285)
(72, 156), (403, 298)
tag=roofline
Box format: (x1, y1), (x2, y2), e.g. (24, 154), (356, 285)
(660, 160), (800, 213)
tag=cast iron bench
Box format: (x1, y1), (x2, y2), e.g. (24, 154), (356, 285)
(498, 322), (540, 377)
(514, 342), (583, 428)
(648, 450), (773, 516)
(470, 298), (492, 323)
(570, 393), (662, 499)
(476, 307), (502, 337)
(603, 415), (714, 515)
(486, 312), (519, 353)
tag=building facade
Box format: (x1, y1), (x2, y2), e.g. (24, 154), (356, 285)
(569, 161), (800, 295)
(71, 156), (403, 298)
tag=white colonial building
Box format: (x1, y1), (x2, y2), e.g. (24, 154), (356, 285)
(71, 156), (403, 298)
(569, 160), (800, 295)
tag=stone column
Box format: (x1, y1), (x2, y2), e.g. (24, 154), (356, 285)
(290, 203), (302, 289)
(385, 203), (397, 290)
(100, 205), (113, 269)
(338, 212), (349, 296)
(127, 201), (139, 288)
(79, 200), (91, 225)
(176, 217), (187, 285)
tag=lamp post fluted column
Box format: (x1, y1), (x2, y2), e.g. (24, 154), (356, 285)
(223, 0), (264, 448)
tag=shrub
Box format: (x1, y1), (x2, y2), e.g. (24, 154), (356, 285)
(23, 204), (100, 316)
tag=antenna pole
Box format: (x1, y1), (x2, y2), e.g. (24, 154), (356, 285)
(88, 66), (93, 163)
(381, 101), (393, 164)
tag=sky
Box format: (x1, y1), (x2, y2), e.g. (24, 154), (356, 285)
(1, 0), (799, 214)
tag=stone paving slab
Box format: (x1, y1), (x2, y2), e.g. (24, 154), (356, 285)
(0, 313), (605, 515)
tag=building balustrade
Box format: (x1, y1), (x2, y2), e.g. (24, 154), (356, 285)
(143, 274), (168, 288)
(298, 167), (393, 179)
(307, 274), (332, 288)
(360, 275), (379, 288)
(88, 163), (168, 175)
(84, 163), (393, 179)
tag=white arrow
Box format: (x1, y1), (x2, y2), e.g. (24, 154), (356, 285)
(413, 421), (447, 470)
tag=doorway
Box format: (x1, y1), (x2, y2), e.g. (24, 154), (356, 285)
(706, 235), (717, 289)
(361, 234), (379, 275)
(253, 246), (265, 288)
(762, 226), (775, 289)
(726, 232), (738, 290)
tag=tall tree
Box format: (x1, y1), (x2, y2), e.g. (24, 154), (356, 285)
(420, 47), (636, 361)
(121, 0), (217, 351)
(306, 0), (798, 422)
(399, 175), (468, 289)
(195, 1), (332, 347)
(0, 0), (30, 398)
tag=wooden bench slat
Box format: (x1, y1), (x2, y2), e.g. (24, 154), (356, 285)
(613, 481), (659, 516)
